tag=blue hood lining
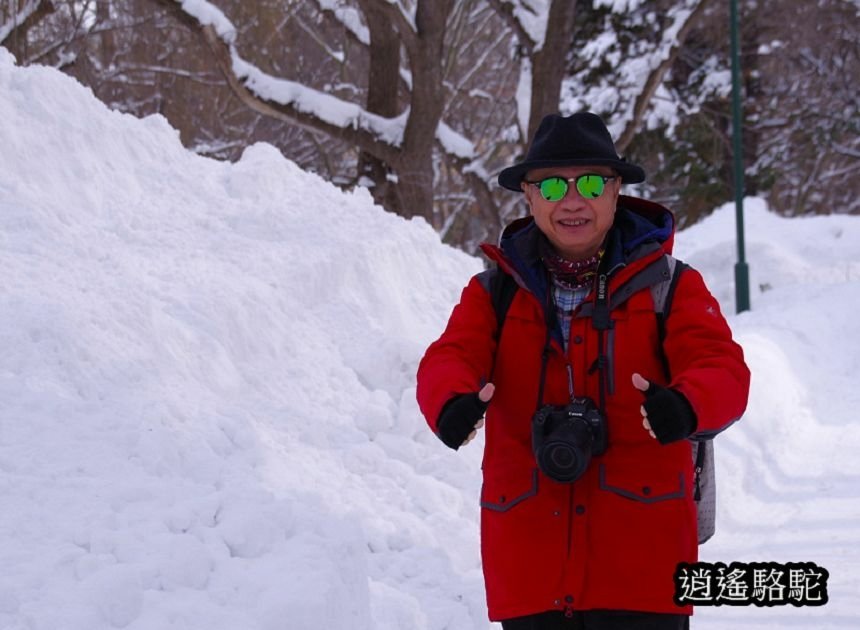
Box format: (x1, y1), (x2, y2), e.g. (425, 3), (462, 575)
(500, 203), (672, 278)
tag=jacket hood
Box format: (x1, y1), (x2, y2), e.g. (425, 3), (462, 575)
(602, 195), (675, 267)
(479, 196), (676, 322)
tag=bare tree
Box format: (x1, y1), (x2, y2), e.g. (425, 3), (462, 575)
(750, 0), (860, 215)
(14, 0), (847, 255)
(486, 0), (577, 143)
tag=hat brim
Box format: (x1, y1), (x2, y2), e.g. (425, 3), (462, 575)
(498, 157), (646, 191)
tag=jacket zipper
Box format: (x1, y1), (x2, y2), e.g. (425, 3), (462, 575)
(566, 484), (574, 558)
(564, 361), (576, 559)
(606, 326), (616, 395)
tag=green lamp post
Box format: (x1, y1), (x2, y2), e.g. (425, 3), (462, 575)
(730, 0), (751, 313)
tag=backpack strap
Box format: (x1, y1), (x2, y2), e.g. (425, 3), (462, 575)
(488, 267), (519, 342)
(486, 267), (519, 382)
(653, 256), (689, 381)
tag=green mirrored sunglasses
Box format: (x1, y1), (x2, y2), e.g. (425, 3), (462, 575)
(527, 174), (617, 202)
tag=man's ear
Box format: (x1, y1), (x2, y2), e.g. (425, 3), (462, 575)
(611, 175), (622, 202)
(520, 182), (535, 214)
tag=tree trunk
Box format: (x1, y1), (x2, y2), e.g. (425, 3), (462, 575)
(527, 0), (577, 142)
(356, 0), (401, 213)
(96, 0), (115, 67)
(393, 0), (455, 222)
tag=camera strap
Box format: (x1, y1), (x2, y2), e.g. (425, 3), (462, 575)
(535, 267), (612, 414)
(589, 269), (612, 415)
(535, 280), (556, 412)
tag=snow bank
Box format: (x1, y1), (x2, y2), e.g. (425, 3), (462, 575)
(0, 48), (486, 630)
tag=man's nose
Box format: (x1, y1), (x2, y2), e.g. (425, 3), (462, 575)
(557, 188), (589, 211)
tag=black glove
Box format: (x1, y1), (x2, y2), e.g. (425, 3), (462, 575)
(436, 393), (488, 450)
(641, 384), (698, 444)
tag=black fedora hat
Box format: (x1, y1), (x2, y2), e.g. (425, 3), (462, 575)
(498, 112), (646, 191)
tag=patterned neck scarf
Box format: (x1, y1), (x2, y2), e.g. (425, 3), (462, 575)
(540, 239), (603, 291)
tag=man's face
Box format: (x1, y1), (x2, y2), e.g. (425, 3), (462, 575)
(521, 165), (621, 260)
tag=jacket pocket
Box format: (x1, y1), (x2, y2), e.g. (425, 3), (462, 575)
(480, 468), (539, 512)
(598, 463), (685, 503)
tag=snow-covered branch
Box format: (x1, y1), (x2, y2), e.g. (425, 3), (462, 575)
(162, 0), (402, 162)
(437, 121), (475, 161)
(487, 0), (551, 52)
(485, 0), (537, 54)
(232, 53), (407, 148)
(313, 0), (370, 46)
(172, 0), (236, 41)
(164, 0), (472, 163)
(0, 0), (53, 47)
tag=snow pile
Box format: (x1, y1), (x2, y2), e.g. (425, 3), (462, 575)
(1, 48), (859, 629)
(0, 48), (485, 630)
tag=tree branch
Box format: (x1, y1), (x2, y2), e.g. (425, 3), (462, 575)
(100, 63), (223, 86)
(615, 0), (711, 151)
(155, 0), (403, 164)
(26, 16), (167, 65)
(438, 137), (502, 230)
(199, 24), (403, 164)
(832, 143), (860, 160)
(485, 0), (535, 55)
(312, 0), (370, 47)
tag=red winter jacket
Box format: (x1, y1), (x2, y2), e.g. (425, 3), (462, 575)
(416, 197), (750, 621)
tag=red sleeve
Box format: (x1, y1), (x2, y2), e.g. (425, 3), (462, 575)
(416, 275), (498, 432)
(662, 268), (751, 436)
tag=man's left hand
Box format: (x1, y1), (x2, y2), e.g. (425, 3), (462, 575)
(632, 373), (697, 444)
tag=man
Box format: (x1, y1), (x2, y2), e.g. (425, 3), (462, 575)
(416, 113), (750, 629)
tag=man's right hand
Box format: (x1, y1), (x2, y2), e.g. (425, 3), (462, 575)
(436, 383), (495, 450)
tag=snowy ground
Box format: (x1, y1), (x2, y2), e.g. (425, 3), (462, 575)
(1, 49), (858, 629)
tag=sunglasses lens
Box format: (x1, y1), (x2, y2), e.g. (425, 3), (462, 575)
(539, 177), (568, 201)
(576, 175), (606, 199)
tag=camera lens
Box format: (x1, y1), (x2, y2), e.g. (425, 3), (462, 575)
(539, 424), (592, 482)
(549, 444), (575, 470)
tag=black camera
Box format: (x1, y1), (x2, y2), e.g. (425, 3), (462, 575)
(531, 397), (608, 483)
